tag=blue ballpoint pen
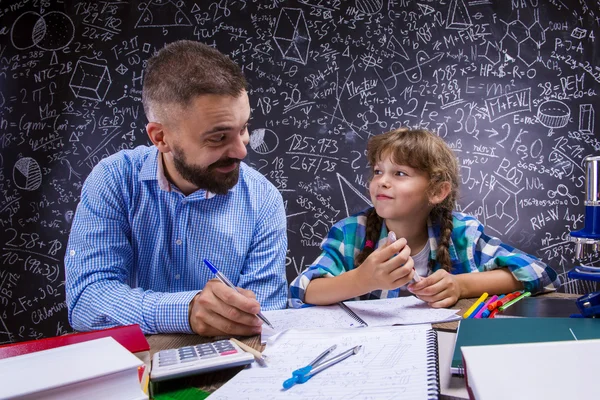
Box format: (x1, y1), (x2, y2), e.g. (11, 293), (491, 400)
(283, 345), (362, 389)
(203, 259), (274, 329)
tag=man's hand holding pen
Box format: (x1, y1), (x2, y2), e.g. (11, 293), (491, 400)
(188, 279), (263, 337)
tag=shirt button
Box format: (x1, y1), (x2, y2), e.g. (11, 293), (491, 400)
(181, 199), (187, 205)
(69, 250), (76, 256)
(174, 274), (180, 280)
(176, 239), (182, 245)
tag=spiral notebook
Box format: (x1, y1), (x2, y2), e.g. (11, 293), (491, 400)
(211, 325), (440, 399)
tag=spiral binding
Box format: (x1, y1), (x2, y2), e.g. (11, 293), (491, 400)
(425, 329), (440, 399)
(337, 302), (369, 327)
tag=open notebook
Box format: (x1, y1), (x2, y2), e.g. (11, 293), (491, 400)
(212, 325), (440, 399)
(262, 296), (460, 343)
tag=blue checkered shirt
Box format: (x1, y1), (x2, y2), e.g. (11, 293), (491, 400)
(65, 145), (287, 334)
(289, 209), (561, 307)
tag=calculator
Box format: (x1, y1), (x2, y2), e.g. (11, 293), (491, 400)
(150, 339), (255, 382)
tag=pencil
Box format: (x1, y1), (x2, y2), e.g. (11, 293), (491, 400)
(230, 338), (267, 367)
(463, 292), (488, 318)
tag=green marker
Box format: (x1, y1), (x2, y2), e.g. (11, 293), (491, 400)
(499, 291), (531, 312)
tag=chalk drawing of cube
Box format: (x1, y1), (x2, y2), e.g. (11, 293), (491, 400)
(69, 60), (112, 101)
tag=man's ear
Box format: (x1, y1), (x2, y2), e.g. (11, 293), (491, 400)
(146, 122), (171, 153)
(429, 181), (451, 205)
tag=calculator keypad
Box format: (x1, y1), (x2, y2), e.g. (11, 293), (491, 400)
(157, 340), (238, 367)
(151, 339), (255, 382)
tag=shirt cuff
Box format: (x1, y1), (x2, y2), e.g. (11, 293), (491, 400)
(154, 290), (200, 334)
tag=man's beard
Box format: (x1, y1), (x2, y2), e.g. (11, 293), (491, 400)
(171, 145), (241, 195)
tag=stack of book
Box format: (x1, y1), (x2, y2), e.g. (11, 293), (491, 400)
(0, 324), (150, 400)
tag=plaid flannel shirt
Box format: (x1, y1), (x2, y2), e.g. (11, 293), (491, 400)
(289, 209), (561, 307)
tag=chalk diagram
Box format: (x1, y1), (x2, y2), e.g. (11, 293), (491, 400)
(579, 104), (595, 134)
(13, 157), (42, 191)
(355, 0), (383, 15)
(446, 0), (471, 30)
(11, 11), (74, 51)
(299, 220), (329, 241)
(500, 9), (547, 67)
(69, 60), (112, 101)
(386, 36), (410, 61)
(537, 100), (570, 129)
(385, 51), (444, 86)
(273, 8), (311, 65)
(480, 41), (503, 65)
(337, 173), (372, 218)
(249, 128), (279, 155)
(136, 0), (192, 28)
(358, 105), (387, 130)
(482, 177), (523, 235)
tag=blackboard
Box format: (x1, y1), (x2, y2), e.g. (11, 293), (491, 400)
(1, 0), (599, 343)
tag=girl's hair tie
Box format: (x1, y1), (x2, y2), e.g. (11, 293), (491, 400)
(365, 240), (374, 249)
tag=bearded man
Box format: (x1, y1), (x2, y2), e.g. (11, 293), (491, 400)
(65, 40), (287, 336)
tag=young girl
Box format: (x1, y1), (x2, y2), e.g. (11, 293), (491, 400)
(289, 128), (561, 308)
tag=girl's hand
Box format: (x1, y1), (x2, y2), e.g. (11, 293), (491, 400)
(357, 237), (415, 292)
(407, 269), (461, 308)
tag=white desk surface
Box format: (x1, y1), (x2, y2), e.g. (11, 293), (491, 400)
(438, 330), (469, 400)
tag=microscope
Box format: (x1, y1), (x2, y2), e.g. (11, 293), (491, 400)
(568, 155), (600, 317)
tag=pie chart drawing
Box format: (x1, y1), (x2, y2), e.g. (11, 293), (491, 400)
(13, 157), (42, 190)
(249, 128), (279, 155)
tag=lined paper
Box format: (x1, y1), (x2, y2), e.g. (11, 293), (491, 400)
(211, 325), (434, 400)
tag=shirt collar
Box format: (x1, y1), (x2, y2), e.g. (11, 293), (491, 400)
(138, 147), (219, 199)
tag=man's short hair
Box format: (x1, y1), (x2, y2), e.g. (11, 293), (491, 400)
(142, 40), (247, 121)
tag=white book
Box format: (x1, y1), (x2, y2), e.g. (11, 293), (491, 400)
(461, 339), (600, 400)
(0, 337), (147, 400)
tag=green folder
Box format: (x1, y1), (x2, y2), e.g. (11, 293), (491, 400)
(451, 318), (600, 375)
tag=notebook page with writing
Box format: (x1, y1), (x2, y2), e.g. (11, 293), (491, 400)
(343, 297), (460, 326)
(261, 296), (459, 343)
(212, 325), (439, 400)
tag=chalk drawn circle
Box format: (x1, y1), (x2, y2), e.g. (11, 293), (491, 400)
(249, 128), (279, 155)
(355, 0), (383, 15)
(537, 100), (570, 129)
(11, 12), (41, 50)
(13, 157), (42, 191)
(35, 12), (75, 51)
(10, 11), (74, 51)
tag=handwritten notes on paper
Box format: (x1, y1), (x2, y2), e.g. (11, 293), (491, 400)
(211, 326), (434, 400)
(344, 297), (461, 326)
(261, 296), (459, 343)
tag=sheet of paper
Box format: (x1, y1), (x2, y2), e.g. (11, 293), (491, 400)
(212, 325), (435, 400)
(261, 296), (459, 343)
(344, 297), (461, 326)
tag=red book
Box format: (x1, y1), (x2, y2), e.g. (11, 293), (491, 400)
(0, 324), (149, 360)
